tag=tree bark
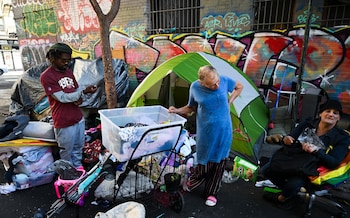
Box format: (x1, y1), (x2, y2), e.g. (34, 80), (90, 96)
(89, 0), (120, 109)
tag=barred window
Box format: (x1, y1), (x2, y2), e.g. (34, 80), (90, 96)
(147, 0), (201, 35)
(319, 0), (350, 27)
(253, 0), (295, 31)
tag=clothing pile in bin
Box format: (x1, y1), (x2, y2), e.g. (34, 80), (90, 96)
(0, 115), (56, 193)
(1, 146), (55, 191)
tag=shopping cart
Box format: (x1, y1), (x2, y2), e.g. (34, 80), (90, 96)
(111, 123), (187, 214)
(98, 106), (188, 214)
(44, 106), (189, 216)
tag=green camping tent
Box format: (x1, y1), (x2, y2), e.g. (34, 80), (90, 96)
(127, 52), (269, 164)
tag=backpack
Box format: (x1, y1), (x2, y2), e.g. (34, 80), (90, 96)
(0, 115), (30, 142)
(269, 141), (319, 176)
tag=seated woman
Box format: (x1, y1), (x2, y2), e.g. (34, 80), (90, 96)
(262, 99), (350, 210)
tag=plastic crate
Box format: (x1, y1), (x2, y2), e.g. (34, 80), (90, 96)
(98, 106), (186, 162)
(12, 172), (56, 190)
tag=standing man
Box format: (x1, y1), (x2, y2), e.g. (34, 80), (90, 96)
(40, 43), (97, 168)
(168, 65), (243, 206)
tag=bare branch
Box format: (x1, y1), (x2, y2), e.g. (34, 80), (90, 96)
(89, 0), (120, 23)
(105, 0), (120, 23)
(89, 0), (104, 19)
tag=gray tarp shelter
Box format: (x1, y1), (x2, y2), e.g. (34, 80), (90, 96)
(10, 58), (129, 116)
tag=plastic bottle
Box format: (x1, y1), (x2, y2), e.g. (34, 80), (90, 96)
(222, 170), (239, 183)
(33, 208), (45, 218)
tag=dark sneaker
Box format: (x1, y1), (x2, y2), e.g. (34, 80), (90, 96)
(277, 196), (304, 210)
(263, 192), (281, 204)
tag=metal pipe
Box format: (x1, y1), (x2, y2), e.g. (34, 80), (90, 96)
(293, 0), (313, 125)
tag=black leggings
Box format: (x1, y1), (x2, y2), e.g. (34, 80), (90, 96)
(262, 161), (307, 199)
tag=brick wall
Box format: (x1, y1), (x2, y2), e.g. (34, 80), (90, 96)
(112, 0), (148, 28)
(10, 0), (350, 113)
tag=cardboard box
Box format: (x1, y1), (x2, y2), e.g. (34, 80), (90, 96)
(233, 156), (258, 182)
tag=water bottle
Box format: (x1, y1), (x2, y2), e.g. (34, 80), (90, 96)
(222, 170), (239, 183)
(33, 208), (45, 218)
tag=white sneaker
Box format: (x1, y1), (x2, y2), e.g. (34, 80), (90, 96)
(255, 179), (277, 188)
(205, 196), (217, 207)
(0, 183), (16, 194)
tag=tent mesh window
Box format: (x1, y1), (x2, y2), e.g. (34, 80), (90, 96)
(146, 0), (202, 35)
(252, 0), (295, 31)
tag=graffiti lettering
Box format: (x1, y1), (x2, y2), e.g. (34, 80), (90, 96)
(19, 38), (50, 70)
(12, 0), (45, 8)
(201, 12), (251, 34)
(224, 13), (250, 31)
(20, 38), (50, 45)
(60, 32), (80, 43)
(57, 0), (103, 34)
(297, 10), (320, 24)
(21, 8), (58, 37)
(125, 23), (147, 40)
(202, 17), (222, 29)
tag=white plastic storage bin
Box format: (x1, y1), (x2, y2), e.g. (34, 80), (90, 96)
(98, 106), (186, 162)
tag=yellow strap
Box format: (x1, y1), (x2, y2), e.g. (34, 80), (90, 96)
(325, 145), (333, 154)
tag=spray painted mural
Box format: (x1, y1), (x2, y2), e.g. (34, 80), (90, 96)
(13, 1), (350, 114)
(98, 27), (350, 114)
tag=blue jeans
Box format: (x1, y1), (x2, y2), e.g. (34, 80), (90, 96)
(262, 161), (307, 199)
(54, 118), (85, 168)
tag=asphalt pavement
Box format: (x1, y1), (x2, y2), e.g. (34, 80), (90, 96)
(0, 71), (349, 218)
(1, 159), (348, 218)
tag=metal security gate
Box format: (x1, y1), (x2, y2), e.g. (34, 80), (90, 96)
(146, 0), (202, 34)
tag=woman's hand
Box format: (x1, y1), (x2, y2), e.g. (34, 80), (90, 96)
(302, 142), (319, 153)
(168, 106), (178, 113)
(282, 135), (295, 145)
(169, 105), (195, 115)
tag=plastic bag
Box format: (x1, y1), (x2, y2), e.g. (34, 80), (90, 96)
(298, 127), (325, 150)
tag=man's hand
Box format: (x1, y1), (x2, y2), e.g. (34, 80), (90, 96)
(83, 85), (98, 94)
(74, 97), (83, 105)
(302, 142), (319, 153)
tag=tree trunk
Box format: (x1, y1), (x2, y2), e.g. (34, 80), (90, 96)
(89, 0), (120, 109)
(100, 25), (117, 109)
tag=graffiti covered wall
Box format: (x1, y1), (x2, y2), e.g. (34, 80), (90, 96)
(12, 0), (350, 114)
